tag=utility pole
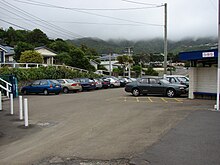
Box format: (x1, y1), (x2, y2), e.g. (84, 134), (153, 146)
(216, 0), (220, 110)
(164, 3), (168, 77)
(109, 52), (112, 76)
(126, 47), (132, 78)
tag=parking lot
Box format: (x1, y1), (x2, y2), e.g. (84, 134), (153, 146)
(0, 88), (216, 165)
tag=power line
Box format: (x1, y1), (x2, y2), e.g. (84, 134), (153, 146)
(11, 0), (162, 10)
(1, 16), (146, 26)
(0, 4), (68, 38)
(121, 0), (162, 6)
(0, 18), (29, 30)
(1, 0), (85, 38)
(8, 0), (163, 27)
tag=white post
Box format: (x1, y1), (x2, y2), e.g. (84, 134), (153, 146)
(10, 93), (13, 115)
(24, 98), (29, 127)
(6, 84), (9, 97)
(0, 91), (2, 111)
(216, 0), (220, 110)
(19, 96), (23, 120)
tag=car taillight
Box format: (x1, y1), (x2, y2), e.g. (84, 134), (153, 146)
(71, 83), (77, 86)
(50, 84), (53, 88)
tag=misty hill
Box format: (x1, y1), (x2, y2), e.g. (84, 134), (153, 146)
(69, 37), (218, 55)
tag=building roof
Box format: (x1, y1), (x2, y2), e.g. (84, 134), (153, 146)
(179, 49), (218, 61)
(34, 46), (57, 57)
(0, 45), (8, 53)
(4, 46), (15, 56)
(99, 54), (123, 60)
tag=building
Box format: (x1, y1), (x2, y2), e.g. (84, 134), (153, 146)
(34, 46), (57, 65)
(179, 49), (218, 99)
(0, 45), (7, 63)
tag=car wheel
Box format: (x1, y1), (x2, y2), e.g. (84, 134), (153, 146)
(166, 88), (175, 98)
(63, 87), (69, 93)
(110, 84), (114, 88)
(22, 89), (27, 95)
(132, 88), (140, 97)
(43, 89), (49, 95)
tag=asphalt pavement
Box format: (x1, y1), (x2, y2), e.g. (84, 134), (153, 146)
(132, 110), (220, 165)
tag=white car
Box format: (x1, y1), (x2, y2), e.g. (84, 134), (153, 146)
(104, 77), (120, 88)
(57, 79), (82, 93)
(165, 75), (189, 87)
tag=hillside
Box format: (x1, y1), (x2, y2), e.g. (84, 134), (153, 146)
(69, 37), (218, 55)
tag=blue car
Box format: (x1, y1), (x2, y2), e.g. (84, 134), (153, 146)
(21, 79), (62, 95)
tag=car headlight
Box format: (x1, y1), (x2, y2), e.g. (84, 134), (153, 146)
(179, 87), (184, 90)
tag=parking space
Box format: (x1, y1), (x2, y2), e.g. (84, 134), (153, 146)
(107, 96), (185, 103)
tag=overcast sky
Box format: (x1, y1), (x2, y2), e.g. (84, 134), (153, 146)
(0, 0), (218, 41)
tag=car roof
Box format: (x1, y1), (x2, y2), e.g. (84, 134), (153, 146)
(166, 75), (187, 77)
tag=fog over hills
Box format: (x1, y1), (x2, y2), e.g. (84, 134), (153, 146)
(69, 37), (218, 55)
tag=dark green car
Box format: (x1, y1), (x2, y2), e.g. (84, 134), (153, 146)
(125, 76), (188, 97)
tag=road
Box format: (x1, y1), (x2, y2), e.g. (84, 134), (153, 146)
(0, 88), (215, 164)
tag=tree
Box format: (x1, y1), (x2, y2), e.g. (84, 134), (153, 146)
(55, 52), (72, 65)
(48, 40), (70, 53)
(144, 66), (159, 76)
(14, 42), (34, 61)
(19, 50), (43, 63)
(117, 55), (134, 76)
(132, 65), (142, 77)
(69, 48), (95, 71)
(27, 29), (49, 46)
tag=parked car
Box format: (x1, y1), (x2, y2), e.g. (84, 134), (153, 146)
(57, 79), (82, 93)
(93, 78), (103, 89)
(165, 75), (189, 87)
(99, 78), (110, 89)
(103, 77), (120, 88)
(125, 76), (188, 97)
(21, 79), (62, 95)
(77, 78), (96, 91)
(119, 78), (132, 87)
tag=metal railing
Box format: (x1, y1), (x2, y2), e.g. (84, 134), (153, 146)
(0, 77), (12, 97)
(0, 62), (89, 73)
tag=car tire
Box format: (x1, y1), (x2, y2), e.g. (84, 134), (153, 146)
(55, 92), (60, 95)
(110, 84), (114, 88)
(63, 87), (69, 93)
(166, 88), (175, 98)
(132, 88), (140, 97)
(43, 89), (49, 95)
(22, 89), (27, 95)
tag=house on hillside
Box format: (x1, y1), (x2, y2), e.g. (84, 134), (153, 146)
(0, 45), (7, 63)
(89, 60), (99, 70)
(0, 45), (15, 63)
(34, 46), (57, 65)
(4, 46), (15, 62)
(99, 53), (123, 71)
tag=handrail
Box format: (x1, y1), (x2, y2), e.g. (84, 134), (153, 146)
(0, 84), (11, 93)
(0, 77), (12, 97)
(0, 78), (12, 86)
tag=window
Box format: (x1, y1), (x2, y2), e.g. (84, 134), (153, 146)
(149, 78), (157, 84)
(141, 79), (148, 84)
(32, 80), (40, 86)
(40, 80), (48, 85)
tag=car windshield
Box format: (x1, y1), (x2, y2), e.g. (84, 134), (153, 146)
(177, 77), (189, 82)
